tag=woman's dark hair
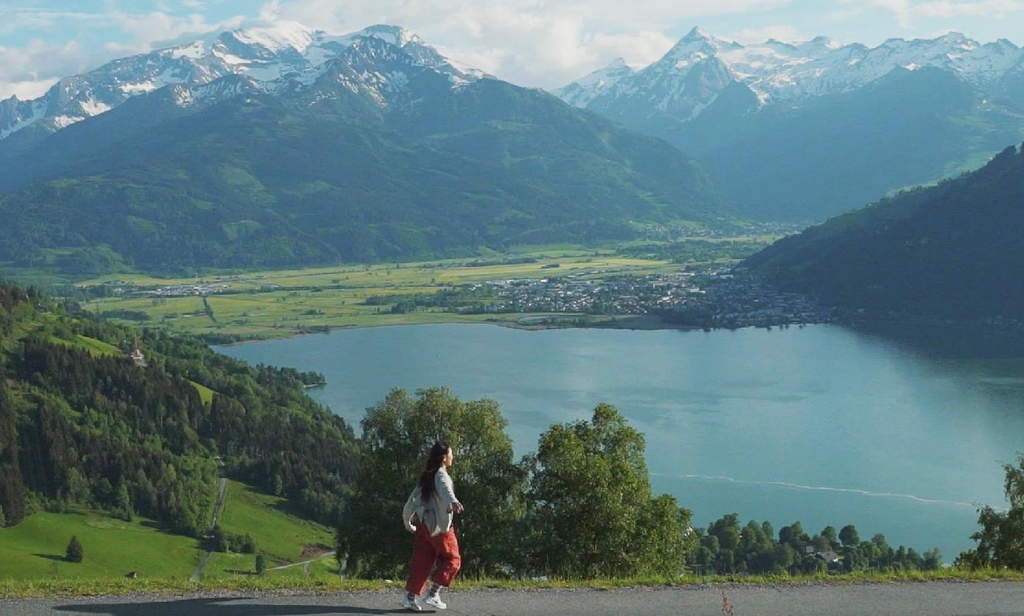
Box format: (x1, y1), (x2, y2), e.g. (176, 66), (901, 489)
(419, 440), (450, 501)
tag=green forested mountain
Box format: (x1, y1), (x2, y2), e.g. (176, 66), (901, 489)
(0, 38), (725, 277)
(558, 27), (1024, 222)
(743, 143), (1024, 319)
(0, 280), (359, 533)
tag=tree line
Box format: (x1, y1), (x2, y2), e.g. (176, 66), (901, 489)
(336, 387), (960, 580)
(690, 514), (941, 575)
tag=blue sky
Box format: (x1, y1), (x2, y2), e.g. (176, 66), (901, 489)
(2, 0), (1024, 99)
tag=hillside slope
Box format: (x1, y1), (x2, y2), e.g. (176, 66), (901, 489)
(743, 143), (1024, 319)
(0, 280), (359, 534)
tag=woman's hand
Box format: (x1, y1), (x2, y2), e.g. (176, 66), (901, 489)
(454, 502), (465, 514)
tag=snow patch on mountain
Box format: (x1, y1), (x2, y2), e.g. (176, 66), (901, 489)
(0, 101), (44, 139)
(229, 20), (317, 53)
(0, 21), (482, 140)
(554, 58), (636, 108)
(557, 27), (1024, 119)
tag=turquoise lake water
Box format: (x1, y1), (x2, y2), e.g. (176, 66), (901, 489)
(215, 323), (1024, 562)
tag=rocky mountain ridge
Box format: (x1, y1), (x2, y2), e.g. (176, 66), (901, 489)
(557, 27), (1024, 119)
(0, 21), (484, 142)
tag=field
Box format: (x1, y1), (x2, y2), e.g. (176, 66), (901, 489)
(200, 480), (337, 580)
(0, 510), (200, 581)
(76, 247), (689, 339)
(0, 480), (337, 584)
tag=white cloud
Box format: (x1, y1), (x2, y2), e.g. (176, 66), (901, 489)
(248, 0), (795, 87)
(0, 7), (246, 101)
(0, 38), (97, 100)
(845, 0), (1024, 28)
(3, 0), (1023, 100)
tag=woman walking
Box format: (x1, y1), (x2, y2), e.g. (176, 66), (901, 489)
(401, 440), (464, 611)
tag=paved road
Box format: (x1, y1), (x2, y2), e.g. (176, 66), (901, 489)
(5, 582), (1024, 616)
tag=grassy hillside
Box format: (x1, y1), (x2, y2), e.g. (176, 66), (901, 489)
(0, 479), (337, 582)
(214, 480), (335, 569)
(0, 511), (200, 580)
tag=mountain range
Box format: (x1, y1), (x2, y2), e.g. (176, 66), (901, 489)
(0, 23), (723, 275)
(557, 28), (1024, 220)
(0, 23), (485, 143)
(4, 22), (1024, 278)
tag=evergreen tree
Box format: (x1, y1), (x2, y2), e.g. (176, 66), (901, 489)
(66, 536), (84, 563)
(0, 376), (26, 526)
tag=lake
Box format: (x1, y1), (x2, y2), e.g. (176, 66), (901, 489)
(214, 323), (1024, 562)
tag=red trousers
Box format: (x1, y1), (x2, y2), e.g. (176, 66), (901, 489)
(405, 524), (461, 594)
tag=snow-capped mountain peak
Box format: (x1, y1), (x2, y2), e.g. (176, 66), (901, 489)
(354, 24), (423, 48)
(0, 21), (481, 140)
(681, 26), (712, 44)
(556, 27), (1024, 120)
(553, 57), (636, 108)
(662, 27), (727, 67)
(226, 20), (318, 53)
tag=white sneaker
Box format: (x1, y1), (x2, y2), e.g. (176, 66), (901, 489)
(401, 595), (423, 611)
(424, 594), (447, 610)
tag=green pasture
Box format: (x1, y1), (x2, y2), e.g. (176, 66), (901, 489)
(74, 335), (121, 356)
(0, 479), (337, 585)
(190, 380), (215, 405)
(214, 480), (335, 567)
(77, 253), (681, 339)
(0, 510), (200, 581)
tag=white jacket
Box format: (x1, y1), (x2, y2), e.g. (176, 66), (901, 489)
(402, 467), (460, 536)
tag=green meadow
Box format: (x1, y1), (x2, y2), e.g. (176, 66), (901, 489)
(76, 248), (686, 339)
(0, 510), (199, 581)
(201, 481), (337, 579)
(0, 480), (337, 585)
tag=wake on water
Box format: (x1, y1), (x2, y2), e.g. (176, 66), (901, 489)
(652, 473), (978, 509)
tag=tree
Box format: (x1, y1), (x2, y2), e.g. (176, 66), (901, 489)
(338, 387), (527, 578)
(255, 554), (266, 575)
(114, 482), (133, 521)
(821, 525), (839, 550)
(959, 455), (1024, 570)
(66, 536), (84, 563)
(839, 524), (860, 548)
(778, 521), (808, 549)
(526, 403), (694, 578)
(922, 548), (942, 571)
(0, 377), (26, 526)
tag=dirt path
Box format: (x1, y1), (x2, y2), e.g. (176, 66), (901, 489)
(189, 477), (229, 583)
